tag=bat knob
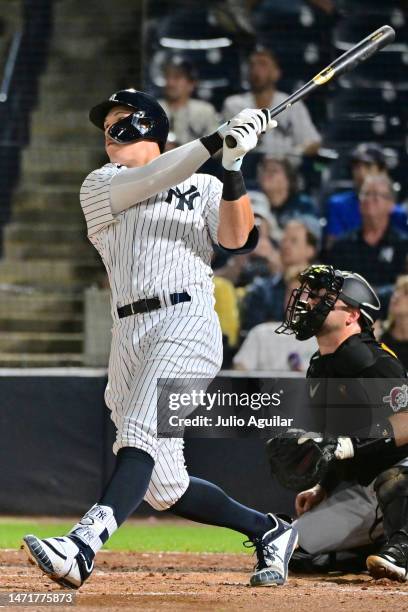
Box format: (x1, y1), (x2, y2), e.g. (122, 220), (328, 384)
(225, 134), (237, 148)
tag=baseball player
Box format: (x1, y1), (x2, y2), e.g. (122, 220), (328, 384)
(22, 89), (298, 588)
(269, 265), (408, 581)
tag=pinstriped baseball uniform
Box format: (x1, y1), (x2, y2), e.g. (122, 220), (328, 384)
(80, 163), (223, 509)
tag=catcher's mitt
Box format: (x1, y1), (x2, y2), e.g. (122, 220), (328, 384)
(266, 429), (338, 491)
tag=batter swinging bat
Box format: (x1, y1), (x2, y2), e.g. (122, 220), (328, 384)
(225, 24), (396, 149)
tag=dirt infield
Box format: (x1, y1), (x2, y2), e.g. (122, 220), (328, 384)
(1, 549), (408, 611)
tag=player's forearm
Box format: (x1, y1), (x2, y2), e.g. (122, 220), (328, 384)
(110, 137), (220, 214)
(218, 170), (255, 248)
(218, 194), (255, 248)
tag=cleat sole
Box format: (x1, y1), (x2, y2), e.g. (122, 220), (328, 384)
(367, 554), (408, 583)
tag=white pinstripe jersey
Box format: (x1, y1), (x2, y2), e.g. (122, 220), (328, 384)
(80, 163), (222, 312)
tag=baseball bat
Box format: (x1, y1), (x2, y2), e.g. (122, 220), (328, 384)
(225, 24), (396, 148)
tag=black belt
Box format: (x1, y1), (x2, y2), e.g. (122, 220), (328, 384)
(117, 292), (191, 318)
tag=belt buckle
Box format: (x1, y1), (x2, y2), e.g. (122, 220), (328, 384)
(130, 302), (135, 315)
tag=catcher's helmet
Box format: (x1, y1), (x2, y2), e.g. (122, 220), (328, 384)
(276, 264), (381, 340)
(89, 89), (169, 152)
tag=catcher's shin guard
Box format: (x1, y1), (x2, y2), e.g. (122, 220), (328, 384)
(366, 466), (408, 582)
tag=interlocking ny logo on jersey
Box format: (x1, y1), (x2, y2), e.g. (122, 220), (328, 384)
(166, 185), (200, 211)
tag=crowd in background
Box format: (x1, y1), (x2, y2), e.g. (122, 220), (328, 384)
(154, 40), (408, 373)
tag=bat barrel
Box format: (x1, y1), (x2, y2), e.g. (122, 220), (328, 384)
(225, 25), (395, 149)
(328, 25), (395, 80)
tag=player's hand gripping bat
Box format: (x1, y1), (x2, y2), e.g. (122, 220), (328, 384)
(225, 24), (396, 149)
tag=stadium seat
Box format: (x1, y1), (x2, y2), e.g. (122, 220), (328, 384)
(337, 1), (407, 28)
(327, 86), (404, 126)
(323, 113), (405, 148)
(146, 8), (243, 109)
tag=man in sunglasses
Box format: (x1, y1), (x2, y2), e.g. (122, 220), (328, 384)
(22, 89), (299, 589)
(272, 264), (408, 581)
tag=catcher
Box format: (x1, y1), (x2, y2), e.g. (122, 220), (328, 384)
(267, 264), (408, 581)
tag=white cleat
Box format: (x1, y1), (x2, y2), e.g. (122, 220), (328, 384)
(248, 515), (298, 586)
(22, 535), (94, 589)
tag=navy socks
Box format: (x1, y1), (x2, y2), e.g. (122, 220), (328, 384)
(99, 447), (154, 525)
(169, 476), (274, 539)
(70, 447), (154, 560)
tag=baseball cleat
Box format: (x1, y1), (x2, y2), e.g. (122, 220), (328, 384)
(247, 514), (298, 586)
(22, 535), (94, 589)
(367, 540), (408, 582)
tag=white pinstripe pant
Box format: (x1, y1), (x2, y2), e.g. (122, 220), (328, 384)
(105, 292), (223, 510)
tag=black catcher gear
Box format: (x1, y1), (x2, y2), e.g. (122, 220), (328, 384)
(276, 264), (381, 340)
(367, 467), (408, 581)
(266, 429), (338, 491)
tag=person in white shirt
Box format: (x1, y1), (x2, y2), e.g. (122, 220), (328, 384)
(222, 47), (321, 160)
(159, 57), (220, 146)
(234, 321), (317, 372)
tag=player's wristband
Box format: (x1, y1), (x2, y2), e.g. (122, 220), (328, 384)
(200, 132), (223, 156)
(218, 225), (259, 254)
(353, 435), (397, 458)
(222, 169), (246, 201)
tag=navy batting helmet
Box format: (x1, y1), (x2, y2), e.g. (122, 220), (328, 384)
(89, 89), (169, 152)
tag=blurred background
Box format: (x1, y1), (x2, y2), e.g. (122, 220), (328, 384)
(1, 0), (408, 515)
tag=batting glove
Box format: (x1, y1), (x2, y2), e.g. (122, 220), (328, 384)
(221, 123), (259, 171)
(218, 108), (277, 139)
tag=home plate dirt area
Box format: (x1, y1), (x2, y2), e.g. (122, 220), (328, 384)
(1, 549), (408, 611)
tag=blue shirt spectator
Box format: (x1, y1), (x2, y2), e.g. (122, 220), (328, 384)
(325, 175), (408, 301)
(326, 189), (408, 237)
(253, 156), (320, 241)
(243, 274), (287, 331)
(242, 220), (318, 332)
(325, 143), (408, 241)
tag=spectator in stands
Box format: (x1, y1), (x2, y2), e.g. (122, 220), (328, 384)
(233, 317), (317, 372)
(159, 56), (219, 145)
(325, 143), (408, 247)
(242, 220), (318, 331)
(326, 174), (408, 292)
(214, 199), (281, 286)
(222, 47), (321, 159)
(251, 156), (319, 241)
(380, 275), (408, 370)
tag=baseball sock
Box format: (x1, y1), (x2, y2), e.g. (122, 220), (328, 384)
(69, 447), (154, 558)
(169, 476), (275, 539)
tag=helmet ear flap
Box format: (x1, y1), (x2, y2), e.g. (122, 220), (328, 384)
(89, 89), (169, 152)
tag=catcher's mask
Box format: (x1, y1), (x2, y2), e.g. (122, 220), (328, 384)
(89, 89), (169, 152)
(275, 264), (381, 341)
